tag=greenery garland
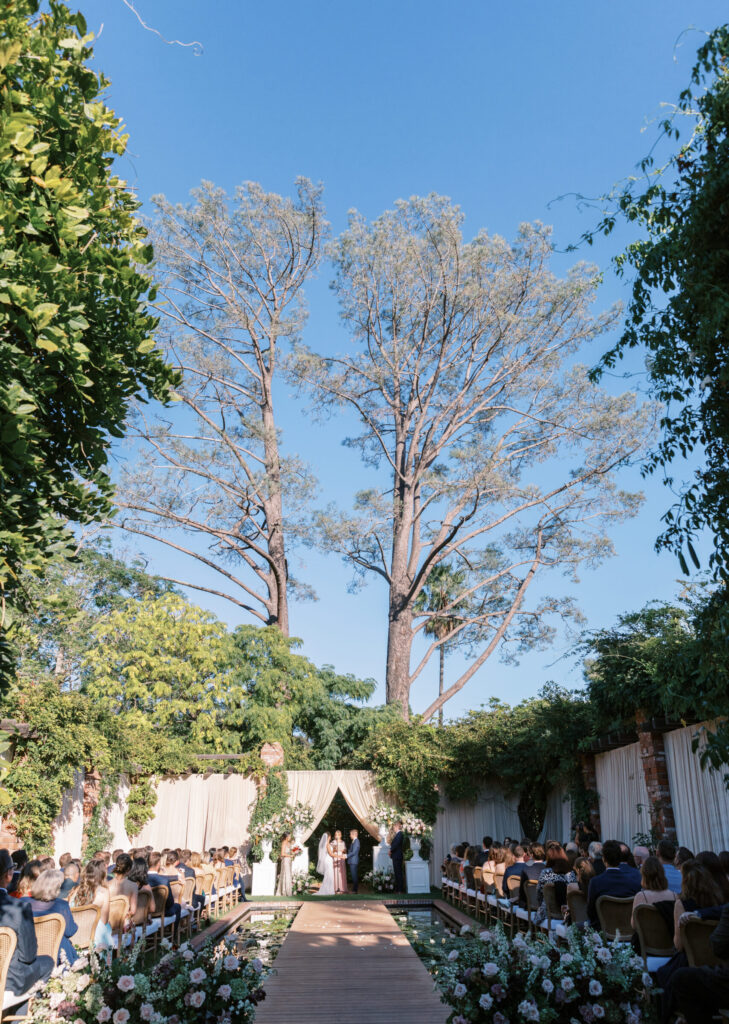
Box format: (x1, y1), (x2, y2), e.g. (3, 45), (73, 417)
(248, 767), (288, 862)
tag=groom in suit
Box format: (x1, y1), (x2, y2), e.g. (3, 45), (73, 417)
(347, 829), (360, 893)
(389, 820), (405, 892)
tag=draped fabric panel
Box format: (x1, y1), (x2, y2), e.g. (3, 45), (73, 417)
(337, 770), (388, 840)
(134, 774), (257, 852)
(664, 721), (729, 852)
(52, 770), (85, 861)
(539, 785), (572, 844)
(595, 742), (650, 843)
(431, 781), (522, 884)
(285, 771), (343, 842)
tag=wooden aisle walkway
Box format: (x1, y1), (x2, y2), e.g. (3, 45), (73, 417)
(255, 901), (449, 1024)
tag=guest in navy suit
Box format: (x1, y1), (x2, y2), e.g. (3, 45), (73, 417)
(347, 830), (361, 894)
(586, 840), (642, 927)
(389, 821), (405, 892)
(0, 849), (53, 1007)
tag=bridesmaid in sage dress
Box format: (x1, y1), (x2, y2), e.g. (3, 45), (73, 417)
(276, 833), (293, 896)
(329, 830), (348, 894)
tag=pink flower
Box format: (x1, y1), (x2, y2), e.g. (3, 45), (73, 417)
(189, 967), (206, 984)
(250, 958), (264, 973)
(112, 1011), (130, 1024)
(189, 991), (205, 1008)
(217, 984), (232, 1000)
(116, 975), (135, 993)
(223, 955), (239, 971)
(140, 1005), (154, 1021)
(96, 1010), (112, 1023)
(182, 949), (194, 962)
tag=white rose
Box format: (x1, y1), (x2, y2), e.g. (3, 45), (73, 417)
(479, 993), (493, 1009)
(223, 955), (239, 971)
(482, 962), (499, 977)
(182, 949), (195, 962)
(116, 975), (135, 993)
(542, 978), (554, 993)
(96, 1009), (112, 1023)
(112, 1011), (130, 1024)
(189, 991), (205, 1008)
(189, 967), (206, 984)
(562, 977), (575, 992)
(595, 947), (611, 963)
(460, 925), (471, 935)
(642, 971), (653, 988)
(560, 952), (574, 965)
(479, 930), (493, 942)
(217, 984), (232, 1000)
(593, 1006), (605, 1020)
(454, 983), (467, 998)
(140, 1005), (154, 1022)
(589, 979), (603, 996)
(250, 957), (264, 973)
(447, 949), (459, 961)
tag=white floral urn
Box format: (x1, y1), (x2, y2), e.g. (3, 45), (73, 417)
(410, 837), (422, 862)
(292, 827), (309, 876)
(260, 839), (273, 860)
(374, 823), (391, 873)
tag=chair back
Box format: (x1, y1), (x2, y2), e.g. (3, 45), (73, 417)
(464, 865), (475, 891)
(447, 862), (459, 885)
(506, 873), (522, 900)
(543, 882), (562, 924)
(182, 876), (196, 904)
(150, 885), (169, 918)
(596, 896), (634, 940)
(169, 880), (184, 904)
(682, 917), (726, 968)
(481, 869), (495, 894)
(202, 868), (215, 893)
(70, 903), (101, 950)
(108, 895), (130, 944)
(0, 926), (18, 1003)
(33, 912), (66, 962)
(567, 889), (587, 925)
(473, 866), (483, 892)
(633, 903), (674, 958)
(132, 890), (150, 926)
(525, 880), (539, 912)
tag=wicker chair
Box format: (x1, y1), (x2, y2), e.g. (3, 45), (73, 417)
(682, 918), (725, 968)
(473, 867), (487, 921)
(542, 882), (567, 941)
(150, 885), (177, 947)
(464, 865), (478, 913)
(108, 895), (130, 956)
(169, 880), (192, 941)
(633, 903), (675, 972)
(0, 925), (22, 1020)
(33, 913), (66, 963)
(596, 896), (635, 941)
(566, 888), (587, 926)
(70, 903), (100, 951)
(181, 876), (200, 931)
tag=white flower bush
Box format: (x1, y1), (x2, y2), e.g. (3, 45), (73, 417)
(363, 867), (396, 892)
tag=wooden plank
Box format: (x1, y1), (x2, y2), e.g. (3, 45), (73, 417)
(256, 900), (448, 1024)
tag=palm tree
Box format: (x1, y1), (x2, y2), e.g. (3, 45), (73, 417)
(415, 564), (467, 727)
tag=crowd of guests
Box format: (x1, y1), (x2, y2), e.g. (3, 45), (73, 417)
(0, 841), (248, 1013)
(444, 831), (729, 1024)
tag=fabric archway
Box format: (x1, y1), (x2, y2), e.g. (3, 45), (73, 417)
(286, 770), (391, 842)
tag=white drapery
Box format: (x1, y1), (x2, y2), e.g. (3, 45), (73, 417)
(664, 720), (729, 852)
(286, 770), (388, 841)
(539, 784), (572, 844)
(595, 741), (651, 843)
(52, 770), (85, 862)
(431, 781), (522, 884)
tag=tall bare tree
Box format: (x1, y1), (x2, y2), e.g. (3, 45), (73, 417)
(295, 195), (654, 718)
(117, 179), (327, 634)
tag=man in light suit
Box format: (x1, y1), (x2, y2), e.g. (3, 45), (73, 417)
(0, 849), (53, 1009)
(347, 830), (361, 894)
(389, 821), (405, 892)
(586, 839), (642, 927)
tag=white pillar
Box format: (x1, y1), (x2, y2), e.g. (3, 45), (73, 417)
(251, 840), (276, 896)
(405, 838), (430, 894)
(374, 825), (391, 873)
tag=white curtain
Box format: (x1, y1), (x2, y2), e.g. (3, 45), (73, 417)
(285, 771), (342, 841)
(52, 770), (85, 861)
(664, 720), (729, 853)
(337, 770), (389, 839)
(431, 781), (522, 884)
(595, 742), (650, 843)
(539, 784), (572, 844)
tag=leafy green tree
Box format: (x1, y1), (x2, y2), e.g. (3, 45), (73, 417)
(296, 196), (652, 719)
(589, 26), (729, 577)
(414, 563), (468, 727)
(82, 593), (237, 743)
(0, 1), (178, 683)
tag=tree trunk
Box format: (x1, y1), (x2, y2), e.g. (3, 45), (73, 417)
(438, 646), (444, 728)
(261, 395), (289, 635)
(385, 593), (413, 719)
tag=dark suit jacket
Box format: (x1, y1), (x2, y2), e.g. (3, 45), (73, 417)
(591, 857), (606, 876)
(347, 839), (360, 865)
(0, 888), (41, 994)
(518, 861), (545, 907)
(502, 862), (526, 897)
(177, 862), (195, 880)
(474, 850), (489, 867)
(710, 904), (729, 960)
(390, 831), (404, 861)
(586, 867), (642, 926)
(148, 873), (176, 915)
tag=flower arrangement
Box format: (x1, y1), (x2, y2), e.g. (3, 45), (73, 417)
(368, 802), (400, 829)
(292, 869), (310, 895)
(401, 814), (433, 840)
(398, 917), (652, 1024)
(363, 867), (396, 893)
(251, 801), (314, 845)
(28, 935), (270, 1024)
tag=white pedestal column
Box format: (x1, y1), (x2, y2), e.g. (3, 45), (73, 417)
(292, 828), (309, 877)
(251, 840), (276, 896)
(373, 825), (391, 873)
(406, 838), (430, 894)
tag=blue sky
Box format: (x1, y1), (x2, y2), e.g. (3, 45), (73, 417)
(90, 0), (724, 718)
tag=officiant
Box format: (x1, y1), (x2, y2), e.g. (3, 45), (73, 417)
(347, 829), (360, 894)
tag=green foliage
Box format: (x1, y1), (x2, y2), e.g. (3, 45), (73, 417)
(248, 768), (288, 862)
(124, 777), (158, 840)
(588, 26), (729, 577)
(83, 779), (115, 857)
(0, 0), (179, 682)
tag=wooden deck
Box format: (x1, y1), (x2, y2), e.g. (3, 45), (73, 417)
(255, 900), (449, 1024)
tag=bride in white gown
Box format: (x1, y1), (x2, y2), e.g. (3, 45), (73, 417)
(317, 832), (335, 896)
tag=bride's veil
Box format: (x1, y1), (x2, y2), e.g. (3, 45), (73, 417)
(317, 833), (330, 874)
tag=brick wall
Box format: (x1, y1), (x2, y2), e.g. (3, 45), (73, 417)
(635, 711), (677, 844)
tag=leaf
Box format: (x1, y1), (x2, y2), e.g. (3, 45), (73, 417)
(36, 337), (60, 353)
(136, 338), (156, 353)
(32, 302), (59, 327)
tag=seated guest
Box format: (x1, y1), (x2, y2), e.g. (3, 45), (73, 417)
(518, 843), (546, 908)
(59, 861), (80, 900)
(225, 845), (247, 900)
(446, 844), (462, 864)
(70, 860), (111, 948)
(536, 843), (576, 923)
(719, 850), (729, 879)
(630, 855), (676, 930)
(695, 850), (729, 903)
(675, 845), (694, 869)
(58, 852), (72, 870)
(13, 859), (41, 899)
(24, 869), (78, 966)
(588, 841), (605, 876)
(586, 839), (642, 927)
(107, 853), (138, 920)
(497, 848), (516, 893)
(0, 849), (54, 1008)
(632, 844), (650, 868)
(176, 849), (196, 879)
(38, 857), (55, 872)
(475, 836), (493, 868)
(128, 857), (155, 903)
(10, 850), (28, 894)
(619, 843), (639, 873)
(568, 855), (596, 898)
(672, 861), (723, 953)
(501, 845), (528, 897)
(663, 904), (729, 1024)
(657, 839), (682, 893)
